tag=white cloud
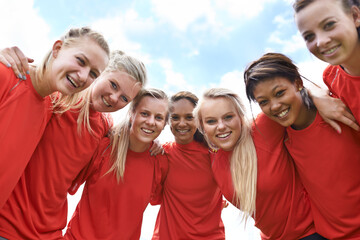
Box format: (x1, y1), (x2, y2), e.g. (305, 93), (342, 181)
(297, 58), (328, 89)
(214, 0), (277, 19)
(0, 0), (51, 63)
(268, 31), (306, 54)
(151, 0), (214, 31)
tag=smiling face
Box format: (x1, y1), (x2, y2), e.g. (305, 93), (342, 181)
(90, 70), (142, 112)
(200, 97), (242, 151)
(295, 0), (360, 68)
(49, 38), (109, 95)
(129, 96), (168, 150)
(169, 98), (197, 145)
(253, 77), (311, 129)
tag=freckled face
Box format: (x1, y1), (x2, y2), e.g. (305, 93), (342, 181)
(90, 71), (142, 113)
(295, 0), (360, 67)
(129, 96), (168, 145)
(200, 97), (242, 151)
(253, 77), (306, 128)
(170, 98), (197, 145)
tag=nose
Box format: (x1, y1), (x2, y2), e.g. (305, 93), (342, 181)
(270, 99), (281, 112)
(146, 115), (155, 126)
(78, 67), (91, 86)
(109, 92), (118, 106)
(217, 119), (226, 131)
(316, 32), (331, 48)
(178, 118), (186, 127)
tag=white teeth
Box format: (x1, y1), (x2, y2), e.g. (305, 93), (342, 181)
(142, 128), (154, 134)
(67, 75), (78, 88)
(278, 109), (289, 118)
(102, 97), (111, 107)
(323, 46), (338, 55)
(177, 129), (189, 133)
(217, 132), (230, 138)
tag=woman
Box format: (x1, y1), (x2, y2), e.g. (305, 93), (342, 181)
(152, 91), (225, 240)
(65, 88), (169, 240)
(194, 87), (318, 240)
(294, 0), (360, 123)
(244, 52), (360, 239)
(0, 26), (110, 209)
(0, 50), (145, 240)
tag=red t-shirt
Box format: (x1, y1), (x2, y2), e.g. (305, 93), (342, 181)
(323, 64), (360, 123)
(65, 138), (168, 240)
(286, 112), (360, 239)
(152, 140), (225, 240)
(0, 108), (111, 240)
(211, 113), (315, 240)
(0, 64), (52, 208)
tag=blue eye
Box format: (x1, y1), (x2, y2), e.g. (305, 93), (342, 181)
(90, 71), (98, 79)
(206, 119), (216, 124)
(121, 96), (128, 103)
(110, 81), (117, 89)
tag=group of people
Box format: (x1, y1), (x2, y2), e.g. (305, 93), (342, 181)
(0, 0), (359, 239)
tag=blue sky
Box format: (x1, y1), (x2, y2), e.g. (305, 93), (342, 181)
(1, 0), (329, 239)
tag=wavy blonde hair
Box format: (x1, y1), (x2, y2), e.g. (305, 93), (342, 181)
(56, 50), (147, 134)
(108, 88), (169, 182)
(194, 87), (257, 221)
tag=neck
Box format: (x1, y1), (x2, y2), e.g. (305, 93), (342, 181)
(342, 43), (360, 76)
(291, 105), (317, 130)
(31, 67), (52, 97)
(129, 134), (151, 153)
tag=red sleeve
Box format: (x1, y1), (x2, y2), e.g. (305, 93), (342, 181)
(150, 153), (169, 205)
(68, 137), (111, 195)
(0, 63), (19, 104)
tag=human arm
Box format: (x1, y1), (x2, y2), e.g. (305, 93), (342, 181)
(308, 86), (359, 133)
(0, 46), (34, 80)
(150, 139), (164, 156)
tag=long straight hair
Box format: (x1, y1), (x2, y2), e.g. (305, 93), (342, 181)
(194, 88), (257, 221)
(107, 88), (169, 182)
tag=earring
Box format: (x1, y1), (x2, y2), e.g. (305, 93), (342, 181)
(299, 87), (303, 91)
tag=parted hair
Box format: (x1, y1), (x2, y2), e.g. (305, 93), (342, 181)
(193, 88), (257, 221)
(108, 88), (169, 182)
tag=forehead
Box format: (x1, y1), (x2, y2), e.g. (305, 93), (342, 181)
(171, 98), (195, 113)
(137, 96), (168, 113)
(295, 0), (345, 30)
(201, 97), (236, 117)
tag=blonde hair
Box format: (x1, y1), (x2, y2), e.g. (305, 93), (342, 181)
(108, 88), (169, 182)
(58, 50), (147, 134)
(194, 87), (257, 221)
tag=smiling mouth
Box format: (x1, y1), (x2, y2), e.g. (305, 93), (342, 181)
(276, 108), (289, 119)
(142, 128), (154, 134)
(322, 45), (340, 56)
(176, 129), (189, 133)
(102, 96), (111, 107)
(67, 75), (79, 88)
(216, 132), (231, 139)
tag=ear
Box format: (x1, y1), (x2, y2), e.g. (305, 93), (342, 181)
(52, 40), (63, 58)
(295, 78), (303, 91)
(352, 5), (360, 27)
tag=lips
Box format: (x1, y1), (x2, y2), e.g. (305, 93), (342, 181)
(275, 108), (289, 119)
(141, 128), (154, 134)
(102, 96), (111, 107)
(176, 129), (190, 133)
(67, 75), (79, 88)
(321, 45), (340, 56)
(216, 132), (231, 139)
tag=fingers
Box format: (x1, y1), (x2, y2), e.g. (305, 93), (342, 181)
(323, 118), (342, 134)
(0, 47), (31, 80)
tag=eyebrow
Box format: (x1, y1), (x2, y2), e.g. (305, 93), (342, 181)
(255, 84), (281, 100)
